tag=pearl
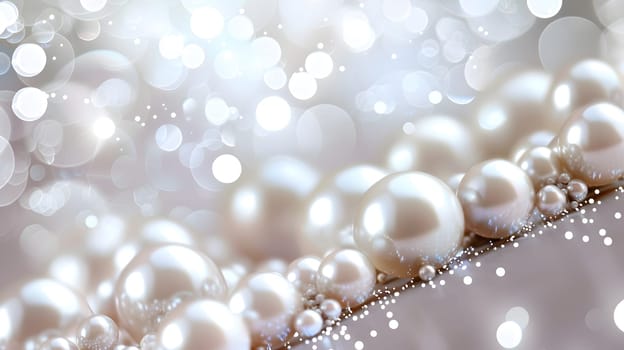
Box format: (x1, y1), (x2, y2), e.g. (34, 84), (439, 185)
(354, 172), (464, 277)
(319, 299), (342, 320)
(517, 146), (561, 187)
(294, 310), (323, 338)
(556, 102), (624, 186)
(76, 315), (119, 350)
(39, 337), (79, 350)
(156, 299), (250, 350)
(229, 272), (302, 347)
(418, 265), (436, 282)
(286, 256), (321, 294)
(549, 59), (623, 127)
(223, 157), (319, 261)
(299, 165), (387, 256)
(509, 131), (556, 162)
(536, 185), (567, 217)
(457, 159), (535, 239)
(315, 249), (376, 307)
(567, 179), (588, 202)
(471, 70), (554, 158)
(114, 244), (226, 341)
(0, 279), (92, 347)
(386, 116), (481, 178)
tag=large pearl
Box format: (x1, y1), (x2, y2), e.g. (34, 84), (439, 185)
(470, 70), (554, 158)
(353, 172), (465, 277)
(457, 159), (535, 239)
(228, 272), (302, 348)
(0, 279), (91, 347)
(548, 59), (623, 127)
(386, 116), (481, 178)
(517, 146), (562, 187)
(315, 249), (376, 307)
(114, 244), (227, 341)
(299, 165), (387, 256)
(286, 256), (321, 294)
(223, 157), (318, 261)
(156, 299), (250, 350)
(76, 314), (119, 350)
(40, 337), (79, 350)
(556, 102), (624, 186)
(536, 185), (567, 217)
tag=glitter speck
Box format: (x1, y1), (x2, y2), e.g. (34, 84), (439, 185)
(496, 267), (506, 277)
(463, 276), (473, 285)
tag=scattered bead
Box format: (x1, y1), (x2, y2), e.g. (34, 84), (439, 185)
(76, 315), (119, 350)
(537, 185), (567, 217)
(320, 299), (342, 320)
(294, 310), (324, 338)
(567, 179), (588, 202)
(418, 265), (436, 282)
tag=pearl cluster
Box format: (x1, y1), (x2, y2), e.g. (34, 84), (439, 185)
(1, 56), (624, 350)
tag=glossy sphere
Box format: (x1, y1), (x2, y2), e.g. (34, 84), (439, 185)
(517, 146), (562, 187)
(457, 160), (535, 239)
(556, 102), (624, 186)
(114, 245), (227, 341)
(294, 310), (323, 338)
(386, 116), (481, 178)
(354, 172), (465, 277)
(315, 249), (376, 307)
(319, 299), (342, 320)
(224, 157), (318, 261)
(0, 279), (91, 348)
(229, 273), (302, 347)
(76, 315), (119, 350)
(299, 165), (387, 256)
(549, 59), (623, 126)
(567, 179), (588, 202)
(157, 299), (250, 350)
(39, 337), (79, 350)
(536, 185), (567, 217)
(286, 256), (321, 294)
(509, 131), (556, 163)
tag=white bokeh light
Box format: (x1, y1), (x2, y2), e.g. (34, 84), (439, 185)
(341, 11), (376, 52)
(212, 154), (242, 184)
(93, 117), (116, 140)
(158, 35), (185, 60)
(181, 44), (205, 69)
(80, 0), (107, 12)
(0, 1), (18, 34)
(614, 299), (624, 333)
(264, 67), (287, 90)
(12, 43), (47, 78)
(155, 124), (183, 152)
(256, 96), (291, 131)
(251, 37), (282, 69)
(228, 15), (254, 41)
(190, 7), (224, 40)
(204, 97), (230, 126)
(12, 87), (48, 122)
(527, 0), (562, 19)
(304, 51), (334, 79)
(382, 0), (411, 22)
(496, 321), (522, 349)
(288, 72), (317, 100)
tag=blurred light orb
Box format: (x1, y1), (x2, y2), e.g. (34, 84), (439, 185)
(12, 87), (48, 122)
(341, 11), (376, 52)
(256, 96), (291, 131)
(159, 35), (185, 60)
(93, 117), (115, 140)
(496, 321), (523, 349)
(459, 0), (499, 17)
(0, 1), (18, 33)
(155, 124), (183, 152)
(304, 51), (333, 79)
(12, 43), (47, 78)
(538, 17), (601, 72)
(264, 67), (287, 90)
(615, 299), (624, 333)
(80, 0), (107, 12)
(405, 7), (429, 33)
(204, 97), (230, 126)
(288, 72), (317, 100)
(527, 0), (562, 19)
(228, 15), (254, 41)
(181, 44), (205, 69)
(212, 154), (242, 184)
(190, 7), (224, 40)
(382, 0), (411, 22)
(251, 37), (282, 69)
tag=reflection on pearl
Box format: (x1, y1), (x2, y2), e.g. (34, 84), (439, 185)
(536, 185), (567, 217)
(156, 299), (250, 350)
(299, 165), (387, 256)
(224, 157), (319, 261)
(458, 160), (535, 239)
(39, 337), (79, 350)
(320, 299), (342, 320)
(76, 314), (119, 350)
(549, 59), (623, 127)
(354, 172), (464, 277)
(316, 249), (376, 307)
(294, 309), (323, 338)
(114, 244), (226, 341)
(517, 146), (561, 187)
(286, 256), (321, 294)
(567, 179), (588, 202)
(556, 102), (624, 186)
(386, 116), (481, 178)
(0, 279), (91, 347)
(229, 273), (302, 347)
(509, 131), (556, 163)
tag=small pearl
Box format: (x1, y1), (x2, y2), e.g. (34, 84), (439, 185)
(458, 159), (535, 239)
(354, 172), (464, 277)
(509, 131), (556, 162)
(320, 299), (342, 320)
(76, 315), (119, 350)
(536, 185), (567, 217)
(418, 265), (436, 282)
(286, 256), (321, 293)
(316, 249), (376, 307)
(156, 299), (250, 350)
(39, 337), (79, 350)
(556, 102), (624, 186)
(294, 310), (323, 338)
(517, 146), (561, 187)
(229, 272), (302, 348)
(567, 179), (588, 202)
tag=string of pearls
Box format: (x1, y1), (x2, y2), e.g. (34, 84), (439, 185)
(1, 57), (624, 350)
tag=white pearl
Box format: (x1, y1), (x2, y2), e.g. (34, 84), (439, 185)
(315, 249), (376, 307)
(458, 159), (535, 239)
(299, 165), (387, 256)
(229, 272), (302, 348)
(294, 310), (323, 338)
(536, 185), (568, 217)
(76, 315), (119, 350)
(156, 299), (250, 350)
(517, 146), (561, 187)
(556, 102), (624, 186)
(114, 244), (226, 341)
(354, 172), (464, 277)
(567, 179), (588, 202)
(319, 299), (342, 320)
(509, 131), (556, 163)
(39, 337), (79, 350)
(286, 256), (321, 294)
